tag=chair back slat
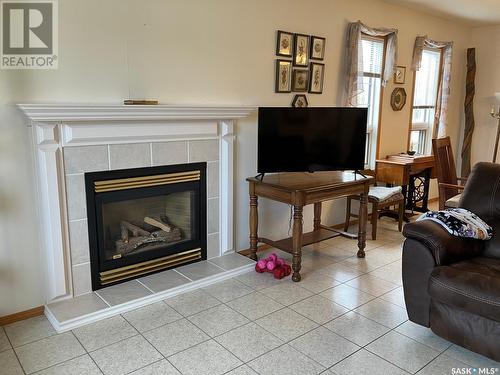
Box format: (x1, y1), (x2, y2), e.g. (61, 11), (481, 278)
(432, 136), (458, 201)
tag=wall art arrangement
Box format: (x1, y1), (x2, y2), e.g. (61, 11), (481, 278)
(274, 30), (326, 103)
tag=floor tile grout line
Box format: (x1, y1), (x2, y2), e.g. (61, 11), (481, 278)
(172, 267), (193, 282)
(135, 279), (155, 294)
(121, 357), (164, 375)
(391, 320), (454, 353)
(93, 290), (111, 307)
(7, 339), (27, 375)
(20, 331), (87, 375)
(362, 329), (438, 374)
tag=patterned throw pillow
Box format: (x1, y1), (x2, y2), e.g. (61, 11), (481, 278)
(417, 208), (493, 240)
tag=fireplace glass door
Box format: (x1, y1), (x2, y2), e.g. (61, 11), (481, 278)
(86, 163), (207, 290)
(99, 189), (197, 264)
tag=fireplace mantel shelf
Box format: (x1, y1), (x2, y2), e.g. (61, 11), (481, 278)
(18, 104), (257, 122)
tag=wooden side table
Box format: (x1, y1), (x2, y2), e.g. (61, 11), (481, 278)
(247, 171), (373, 282)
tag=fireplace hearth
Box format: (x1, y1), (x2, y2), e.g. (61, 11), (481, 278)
(85, 163), (207, 290)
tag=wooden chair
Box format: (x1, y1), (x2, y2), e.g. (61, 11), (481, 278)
(344, 185), (405, 240)
(432, 137), (466, 210)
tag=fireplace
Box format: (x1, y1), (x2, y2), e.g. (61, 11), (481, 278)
(85, 162), (207, 290)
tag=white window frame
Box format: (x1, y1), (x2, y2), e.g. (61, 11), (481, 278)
(359, 34), (386, 170)
(409, 48), (442, 155)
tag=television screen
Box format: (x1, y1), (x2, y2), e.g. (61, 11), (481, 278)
(258, 107), (368, 173)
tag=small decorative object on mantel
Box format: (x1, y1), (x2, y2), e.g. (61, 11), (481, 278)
(292, 94), (308, 108)
(310, 36), (326, 60)
(292, 69), (309, 92)
(394, 66), (406, 84)
(276, 30), (294, 57)
(309, 62), (324, 94)
(293, 34), (310, 67)
(275, 59), (292, 93)
(123, 100), (159, 105)
(390, 87), (407, 111)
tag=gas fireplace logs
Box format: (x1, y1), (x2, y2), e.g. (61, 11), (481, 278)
(116, 216), (181, 254)
(144, 215), (172, 232)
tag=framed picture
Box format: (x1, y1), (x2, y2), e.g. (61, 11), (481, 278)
(394, 66), (406, 84)
(293, 33), (309, 66)
(292, 68), (309, 92)
(276, 30), (294, 57)
(292, 94), (308, 108)
(391, 87), (407, 111)
(309, 62), (324, 94)
(275, 59), (292, 93)
(310, 36), (326, 60)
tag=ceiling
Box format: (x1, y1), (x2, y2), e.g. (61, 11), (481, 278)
(383, 0), (500, 27)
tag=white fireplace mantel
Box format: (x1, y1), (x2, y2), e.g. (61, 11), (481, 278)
(19, 103), (256, 303)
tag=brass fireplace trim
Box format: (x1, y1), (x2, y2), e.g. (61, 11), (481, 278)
(94, 171), (201, 193)
(99, 248), (201, 285)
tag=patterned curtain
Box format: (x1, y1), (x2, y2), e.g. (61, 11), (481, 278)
(412, 36), (453, 138)
(343, 21), (398, 106)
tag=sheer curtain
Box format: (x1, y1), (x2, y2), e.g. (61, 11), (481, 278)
(412, 36), (453, 138)
(343, 21), (398, 106)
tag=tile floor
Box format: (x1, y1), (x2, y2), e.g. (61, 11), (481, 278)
(1, 218), (500, 375)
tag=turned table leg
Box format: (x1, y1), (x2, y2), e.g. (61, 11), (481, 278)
(249, 191), (258, 261)
(357, 191), (368, 258)
(292, 205), (303, 282)
(313, 202), (322, 230)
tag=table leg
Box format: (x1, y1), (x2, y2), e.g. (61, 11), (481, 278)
(313, 202), (322, 230)
(357, 192), (367, 258)
(292, 205), (303, 282)
(249, 193), (258, 261)
(421, 168), (431, 212)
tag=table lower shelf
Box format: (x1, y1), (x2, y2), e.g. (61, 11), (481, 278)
(258, 228), (355, 255)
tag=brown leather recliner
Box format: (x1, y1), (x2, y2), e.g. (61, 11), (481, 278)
(402, 162), (500, 362)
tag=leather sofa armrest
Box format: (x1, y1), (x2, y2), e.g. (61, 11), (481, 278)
(403, 220), (484, 266)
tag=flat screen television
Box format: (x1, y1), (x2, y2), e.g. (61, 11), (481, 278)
(258, 107), (368, 173)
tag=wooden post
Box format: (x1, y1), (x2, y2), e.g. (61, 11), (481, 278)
(292, 205), (303, 282)
(357, 185), (368, 258)
(249, 183), (258, 261)
(461, 48), (475, 177)
(313, 202), (322, 230)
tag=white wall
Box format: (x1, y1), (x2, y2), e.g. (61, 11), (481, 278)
(470, 25), (500, 165)
(0, 0), (472, 315)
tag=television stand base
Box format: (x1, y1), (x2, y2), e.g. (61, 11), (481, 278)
(354, 170), (367, 179)
(254, 173), (265, 181)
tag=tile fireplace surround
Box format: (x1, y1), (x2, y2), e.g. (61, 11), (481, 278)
(18, 104), (256, 331)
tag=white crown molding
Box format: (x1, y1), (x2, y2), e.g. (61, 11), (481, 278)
(17, 104), (257, 122)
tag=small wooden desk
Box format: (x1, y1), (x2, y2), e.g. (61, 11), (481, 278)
(247, 172), (373, 282)
(376, 154), (435, 212)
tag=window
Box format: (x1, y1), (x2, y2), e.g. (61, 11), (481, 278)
(357, 35), (385, 169)
(409, 49), (442, 154)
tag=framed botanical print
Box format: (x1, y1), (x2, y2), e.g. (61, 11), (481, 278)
(275, 59), (292, 93)
(276, 30), (294, 57)
(293, 34), (309, 67)
(309, 62), (324, 94)
(394, 66), (406, 84)
(292, 68), (309, 92)
(310, 36), (326, 60)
